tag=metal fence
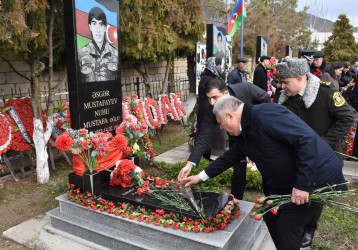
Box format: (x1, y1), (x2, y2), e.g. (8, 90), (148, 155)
(121, 76), (190, 101)
(0, 76), (190, 109)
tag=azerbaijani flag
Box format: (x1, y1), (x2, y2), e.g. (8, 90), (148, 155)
(75, 0), (119, 50)
(227, 0), (247, 37)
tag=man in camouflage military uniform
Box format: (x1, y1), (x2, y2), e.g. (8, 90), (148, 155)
(78, 7), (118, 82)
(276, 58), (354, 248)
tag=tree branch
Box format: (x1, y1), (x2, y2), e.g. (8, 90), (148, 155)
(52, 73), (67, 90)
(0, 56), (31, 81)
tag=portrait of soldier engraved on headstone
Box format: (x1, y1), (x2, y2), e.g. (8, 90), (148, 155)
(78, 7), (118, 82)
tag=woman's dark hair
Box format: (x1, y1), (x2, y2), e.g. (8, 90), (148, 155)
(326, 61), (344, 79)
(205, 77), (228, 94)
(343, 61), (351, 69)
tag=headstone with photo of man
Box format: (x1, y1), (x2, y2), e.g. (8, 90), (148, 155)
(63, 0), (122, 134)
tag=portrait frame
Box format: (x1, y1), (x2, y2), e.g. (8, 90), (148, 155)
(63, 0), (122, 133)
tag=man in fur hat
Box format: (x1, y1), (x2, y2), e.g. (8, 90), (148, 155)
(276, 58), (354, 247)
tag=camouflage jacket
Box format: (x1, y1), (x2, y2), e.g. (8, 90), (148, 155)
(78, 41), (118, 82)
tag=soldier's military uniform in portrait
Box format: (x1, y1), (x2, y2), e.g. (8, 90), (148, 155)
(78, 41), (118, 82)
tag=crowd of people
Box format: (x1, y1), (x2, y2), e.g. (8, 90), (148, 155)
(177, 52), (356, 250)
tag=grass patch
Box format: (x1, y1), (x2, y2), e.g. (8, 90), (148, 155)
(151, 135), (187, 156)
(312, 205), (358, 249)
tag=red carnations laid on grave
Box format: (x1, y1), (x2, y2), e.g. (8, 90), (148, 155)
(109, 159), (144, 188)
(66, 182), (241, 233)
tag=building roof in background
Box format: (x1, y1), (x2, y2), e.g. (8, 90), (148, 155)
(305, 13), (358, 32)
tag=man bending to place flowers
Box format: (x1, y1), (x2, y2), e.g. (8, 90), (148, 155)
(180, 96), (347, 250)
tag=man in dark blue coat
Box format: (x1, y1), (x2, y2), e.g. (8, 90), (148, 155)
(178, 78), (270, 199)
(227, 57), (249, 84)
(181, 96), (347, 250)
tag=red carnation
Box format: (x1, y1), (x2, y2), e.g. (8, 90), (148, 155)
(78, 128), (87, 135)
(123, 96), (130, 102)
(116, 126), (125, 134)
(55, 133), (73, 151)
(124, 147), (132, 155)
(131, 94), (138, 100)
(173, 222), (179, 229)
(111, 134), (128, 151)
(81, 140), (90, 150)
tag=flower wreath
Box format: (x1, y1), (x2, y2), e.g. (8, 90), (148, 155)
(47, 113), (66, 148)
(109, 159), (144, 188)
(2, 97), (46, 151)
(122, 98), (131, 119)
(169, 93), (187, 118)
(143, 97), (162, 129)
(0, 113), (12, 155)
(158, 94), (179, 123)
(67, 183), (241, 233)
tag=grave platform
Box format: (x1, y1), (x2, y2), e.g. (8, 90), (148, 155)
(46, 194), (264, 250)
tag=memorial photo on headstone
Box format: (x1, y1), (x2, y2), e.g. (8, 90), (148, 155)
(63, 0), (121, 133)
(77, 5), (119, 82)
(206, 24), (227, 59)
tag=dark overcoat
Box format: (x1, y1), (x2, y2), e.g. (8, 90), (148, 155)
(188, 82), (271, 164)
(204, 103), (347, 193)
(253, 64), (268, 91)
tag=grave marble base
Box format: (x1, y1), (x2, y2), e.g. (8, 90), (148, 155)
(47, 194), (264, 250)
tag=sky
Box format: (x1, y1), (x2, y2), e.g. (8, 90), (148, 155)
(296, 0), (358, 27)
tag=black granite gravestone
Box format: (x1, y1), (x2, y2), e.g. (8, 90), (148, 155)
(63, 0), (122, 133)
(69, 169), (229, 219)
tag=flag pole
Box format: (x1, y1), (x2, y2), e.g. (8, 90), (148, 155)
(240, 0), (244, 57)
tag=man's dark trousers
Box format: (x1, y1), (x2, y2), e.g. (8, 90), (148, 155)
(263, 201), (323, 250)
(229, 135), (246, 199)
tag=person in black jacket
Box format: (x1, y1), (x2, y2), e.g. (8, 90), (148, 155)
(339, 62), (354, 101)
(227, 57), (249, 84)
(181, 96), (347, 250)
(349, 85), (358, 158)
(197, 57), (225, 160)
(178, 78), (270, 199)
(276, 58), (354, 247)
(349, 61), (358, 82)
(310, 51), (327, 77)
(253, 56), (270, 91)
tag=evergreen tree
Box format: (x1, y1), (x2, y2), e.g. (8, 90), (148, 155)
(323, 14), (358, 63)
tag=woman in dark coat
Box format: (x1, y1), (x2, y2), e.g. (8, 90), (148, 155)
(196, 57), (225, 159)
(321, 61), (344, 90)
(339, 62), (353, 101)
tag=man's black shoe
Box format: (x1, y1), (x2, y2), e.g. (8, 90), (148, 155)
(301, 232), (313, 248)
